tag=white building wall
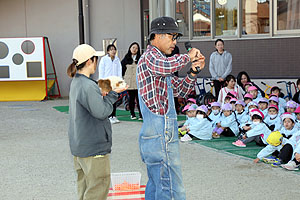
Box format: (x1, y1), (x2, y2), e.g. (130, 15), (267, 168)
(0, 0), (141, 97)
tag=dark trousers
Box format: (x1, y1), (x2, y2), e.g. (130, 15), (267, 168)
(213, 80), (225, 98)
(242, 135), (266, 146)
(128, 90), (142, 118)
(109, 103), (117, 118)
(221, 128), (235, 137)
(272, 144), (294, 164)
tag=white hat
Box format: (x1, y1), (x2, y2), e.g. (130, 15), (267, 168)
(72, 44), (105, 66)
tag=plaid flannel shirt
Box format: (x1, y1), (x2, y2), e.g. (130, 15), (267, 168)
(137, 45), (196, 115)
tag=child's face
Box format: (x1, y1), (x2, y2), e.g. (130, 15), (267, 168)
(187, 110), (197, 117)
(268, 108), (278, 115)
(297, 113), (300, 120)
(249, 90), (258, 98)
(245, 85), (250, 92)
(248, 105), (258, 111)
(235, 104), (244, 113)
(272, 89), (280, 96)
(223, 110), (232, 117)
(259, 102), (268, 111)
(230, 103), (236, 111)
(244, 99), (251, 105)
(287, 107), (295, 113)
(283, 118), (294, 130)
(224, 98), (231, 104)
(269, 100), (278, 106)
(252, 118), (261, 123)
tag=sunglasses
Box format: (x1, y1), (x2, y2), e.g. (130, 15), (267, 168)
(167, 33), (180, 41)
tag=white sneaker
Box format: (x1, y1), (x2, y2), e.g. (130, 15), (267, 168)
(180, 134), (192, 142)
(109, 117), (116, 124)
(113, 117), (120, 123)
(281, 161), (299, 171)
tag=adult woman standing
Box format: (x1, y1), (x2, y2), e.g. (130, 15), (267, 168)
(121, 42), (142, 120)
(209, 39), (232, 98)
(67, 44), (127, 200)
(98, 44), (122, 124)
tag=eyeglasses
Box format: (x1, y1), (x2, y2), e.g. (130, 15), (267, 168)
(167, 33), (180, 41)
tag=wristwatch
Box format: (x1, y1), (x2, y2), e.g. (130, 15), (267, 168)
(187, 67), (201, 74)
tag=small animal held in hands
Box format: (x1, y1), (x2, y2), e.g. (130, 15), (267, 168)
(98, 76), (127, 94)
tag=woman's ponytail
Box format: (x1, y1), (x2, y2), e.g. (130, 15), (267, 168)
(67, 59), (78, 78)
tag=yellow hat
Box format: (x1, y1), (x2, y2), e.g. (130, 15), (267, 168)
(266, 131), (283, 146)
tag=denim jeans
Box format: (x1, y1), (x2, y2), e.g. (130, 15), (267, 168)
(138, 76), (186, 200)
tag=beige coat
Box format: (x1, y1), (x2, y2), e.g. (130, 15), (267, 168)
(123, 63), (138, 90)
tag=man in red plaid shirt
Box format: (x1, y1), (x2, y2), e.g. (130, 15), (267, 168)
(137, 16), (205, 200)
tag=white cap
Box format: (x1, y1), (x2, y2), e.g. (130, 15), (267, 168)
(72, 44), (105, 66)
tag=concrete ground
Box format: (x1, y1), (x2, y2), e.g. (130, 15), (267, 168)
(0, 99), (299, 200)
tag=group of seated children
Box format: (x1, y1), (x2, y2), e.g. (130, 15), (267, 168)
(178, 85), (300, 170)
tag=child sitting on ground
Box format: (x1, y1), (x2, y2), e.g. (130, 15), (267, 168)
(229, 98), (237, 111)
(270, 86), (286, 110)
(282, 131), (300, 170)
(253, 131), (295, 166)
(258, 98), (269, 118)
(209, 102), (222, 129)
(286, 100), (298, 117)
(295, 106), (300, 130)
(235, 100), (248, 126)
(186, 98), (197, 105)
(279, 112), (298, 139)
(268, 95), (285, 114)
(181, 105), (213, 142)
(233, 109), (270, 147)
(244, 93), (253, 106)
(238, 101), (259, 135)
(213, 103), (239, 138)
(178, 104), (197, 136)
(248, 86), (262, 103)
(264, 104), (282, 131)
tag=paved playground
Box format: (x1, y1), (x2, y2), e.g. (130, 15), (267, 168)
(1, 99), (300, 200)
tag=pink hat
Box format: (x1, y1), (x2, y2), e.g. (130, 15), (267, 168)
(187, 98), (196, 104)
(248, 86), (258, 91)
(211, 102), (221, 107)
(244, 93), (253, 99)
(269, 96), (279, 103)
(230, 98), (238, 103)
(250, 108), (264, 120)
(197, 105), (208, 114)
(228, 91), (237, 97)
(286, 100), (298, 108)
(188, 104), (198, 111)
(268, 104), (279, 111)
(182, 104), (190, 112)
(295, 106), (300, 114)
(235, 100), (246, 107)
(222, 103), (232, 111)
(281, 112), (296, 122)
(248, 101), (258, 107)
(258, 98), (268, 104)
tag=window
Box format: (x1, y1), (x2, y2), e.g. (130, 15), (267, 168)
(193, 0), (211, 37)
(215, 0), (238, 36)
(176, 0), (189, 37)
(242, 0), (270, 35)
(276, 0), (300, 31)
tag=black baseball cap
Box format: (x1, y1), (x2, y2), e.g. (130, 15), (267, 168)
(149, 16), (182, 37)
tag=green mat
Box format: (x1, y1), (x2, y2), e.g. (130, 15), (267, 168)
(53, 106), (186, 122)
(192, 137), (264, 159)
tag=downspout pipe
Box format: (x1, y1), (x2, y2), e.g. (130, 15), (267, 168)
(78, 0), (85, 44)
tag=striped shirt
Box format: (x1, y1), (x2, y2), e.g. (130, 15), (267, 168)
(137, 45), (196, 115)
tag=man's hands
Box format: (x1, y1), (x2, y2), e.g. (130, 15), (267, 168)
(188, 48), (205, 76)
